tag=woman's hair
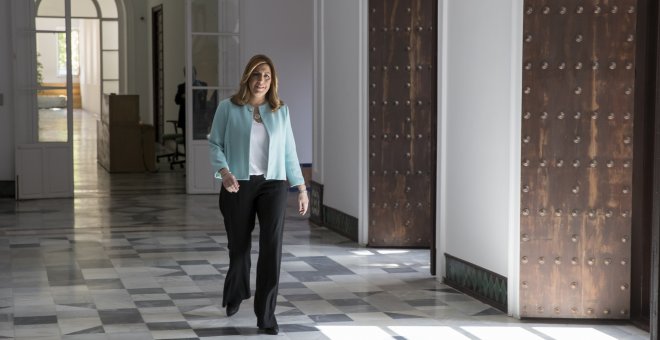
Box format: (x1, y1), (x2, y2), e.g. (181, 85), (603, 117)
(230, 54), (283, 111)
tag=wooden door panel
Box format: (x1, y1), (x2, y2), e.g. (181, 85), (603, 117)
(368, 0), (437, 247)
(521, 0), (636, 318)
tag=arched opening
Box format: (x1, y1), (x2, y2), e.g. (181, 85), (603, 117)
(35, 0), (120, 117)
(34, 0), (125, 195)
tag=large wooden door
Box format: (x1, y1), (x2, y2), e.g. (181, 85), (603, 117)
(520, 0), (637, 318)
(368, 0), (437, 248)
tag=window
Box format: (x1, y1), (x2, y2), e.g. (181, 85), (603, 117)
(57, 29), (80, 76)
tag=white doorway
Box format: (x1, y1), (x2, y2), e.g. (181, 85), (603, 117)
(185, 0), (241, 194)
(25, 0), (177, 198)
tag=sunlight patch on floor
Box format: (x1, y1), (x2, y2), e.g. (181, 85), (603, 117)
(389, 326), (471, 339)
(316, 326), (392, 340)
(461, 326), (545, 339)
(351, 250), (375, 256)
(533, 326), (619, 340)
(376, 249), (410, 255)
(318, 325), (621, 340)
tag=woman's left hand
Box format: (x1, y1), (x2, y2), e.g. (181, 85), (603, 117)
(298, 191), (309, 215)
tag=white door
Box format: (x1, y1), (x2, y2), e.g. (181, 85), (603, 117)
(13, 0), (74, 199)
(185, 0), (242, 194)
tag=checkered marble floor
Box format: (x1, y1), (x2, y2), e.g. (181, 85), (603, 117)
(0, 110), (650, 339)
(0, 188), (650, 340)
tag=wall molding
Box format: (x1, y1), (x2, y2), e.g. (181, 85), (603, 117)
(357, 0), (369, 247)
(312, 0), (324, 184)
(444, 253), (508, 313)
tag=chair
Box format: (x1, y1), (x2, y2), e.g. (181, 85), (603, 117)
(156, 120), (185, 169)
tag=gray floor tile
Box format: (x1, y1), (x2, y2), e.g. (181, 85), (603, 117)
(0, 108), (650, 339)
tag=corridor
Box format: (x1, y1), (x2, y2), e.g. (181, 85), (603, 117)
(0, 112), (648, 339)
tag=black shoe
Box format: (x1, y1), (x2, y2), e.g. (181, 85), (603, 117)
(259, 326), (279, 335)
(226, 302), (240, 316)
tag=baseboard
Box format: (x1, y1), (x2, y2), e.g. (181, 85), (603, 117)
(444, 253), (508, 313)
(322, 205), (358, 242)
(309, 180), (324, 225)
(308, 180), (358, 242)
(0, 180), (15, 198)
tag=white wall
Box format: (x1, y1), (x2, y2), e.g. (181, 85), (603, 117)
(315, 0), (365, 220)
(0, 0), (14, 180)
(243, 0), (314, 164)
(313, 0), (522, 266)
(123, 1), (184, 126)
(161, 0), (185, 128)
(123, 0), (313, 157)
(121, 1), (151, 123)
(124, 0), (150, 122)
(80, 19), (100, 115)
(438, 0), (522, 283)
(9, 0), (37, 161)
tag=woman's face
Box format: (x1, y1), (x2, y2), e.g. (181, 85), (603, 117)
(248, 63), (272, 101)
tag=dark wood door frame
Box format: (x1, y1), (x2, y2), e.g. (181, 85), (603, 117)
(631, 0), (656, 331)
(651, 0), (660, 337)
(634, 0), (660, 337)
(152, 5), (164, 142)
(645, 0), (660, 338)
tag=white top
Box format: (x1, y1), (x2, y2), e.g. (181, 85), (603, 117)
(249, 119), (269, 175)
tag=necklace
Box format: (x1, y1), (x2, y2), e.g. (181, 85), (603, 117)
(252, 105), (263, 123)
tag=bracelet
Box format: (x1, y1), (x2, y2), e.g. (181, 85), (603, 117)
(298, 189), (307, 193)
(220, 170), (231, 179)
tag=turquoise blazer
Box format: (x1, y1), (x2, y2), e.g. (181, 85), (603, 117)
(208, 98), (305, 187)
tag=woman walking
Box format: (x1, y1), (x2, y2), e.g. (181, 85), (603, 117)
(208, 54), (308, 335)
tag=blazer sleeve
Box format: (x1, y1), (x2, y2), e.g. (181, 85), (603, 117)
(208, 101), (229, 178)
(283, 105), (305, 187)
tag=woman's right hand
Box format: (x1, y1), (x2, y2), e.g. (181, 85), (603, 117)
(222, 171), (240, 193)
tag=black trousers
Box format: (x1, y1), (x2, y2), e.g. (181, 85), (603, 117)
(219, 175), (287, 328)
